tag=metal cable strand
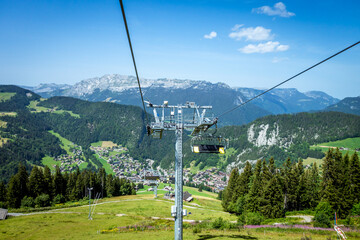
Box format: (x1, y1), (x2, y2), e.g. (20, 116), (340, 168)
(217, 41), (360, 119)
(119, 0), (149, 125)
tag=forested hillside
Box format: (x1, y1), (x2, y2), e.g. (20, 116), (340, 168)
(221, 150), (360, 222)
(1, 85), (360, 183)
(38, 96), (146, 149)
(218, 112), (360, 170)
(0, 86), (149, 182)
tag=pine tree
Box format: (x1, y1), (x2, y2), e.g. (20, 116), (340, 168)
(261, 175), (284, 218)
(321, 149), (347, 218)
(295, 159), (306, 210)
(282, 158), (291, 211)
(43, 165), (53, 198)
(97, 168), (107, 198)
(7, 175), (22, 208)
(229, 168), (240, 203)
(349, 152), (360, 204)
(283, 158), (298, 212)
(307, 163), (320, 209)
(28, 166), (45, 198)
(66, 172), (77, 201)
(17, 163), (29, 200)
(339, 153), (353, 217)
(54, 165), (66, 197)
(106, 174), (115, 197)
(237, 161), (252, 196)
(75, 174), (83, 199)
(269, 157), (275, 175)
(0, 181), (6, 202)
(321, 149), (335, 199)
(261, 160), (272, 184)
(246, 160), (262, 212)
(221, 167), (239, 212)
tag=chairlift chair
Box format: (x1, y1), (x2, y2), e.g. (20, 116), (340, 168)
(191, 134), (227, 154)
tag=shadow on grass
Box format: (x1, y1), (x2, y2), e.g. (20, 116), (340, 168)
(197, 234), (258, 239)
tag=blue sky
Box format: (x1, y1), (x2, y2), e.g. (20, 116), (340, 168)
(0, 0), (359, 99)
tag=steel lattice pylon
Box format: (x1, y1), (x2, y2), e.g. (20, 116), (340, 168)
(146, 101), (216, 240)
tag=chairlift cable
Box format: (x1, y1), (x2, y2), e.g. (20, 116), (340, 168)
(119, 0), (149, 125)
(216, 41), (360, 119)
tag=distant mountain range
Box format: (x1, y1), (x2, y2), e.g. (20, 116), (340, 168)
(325, 96), (360, 116)
(23, 74), (340, 125)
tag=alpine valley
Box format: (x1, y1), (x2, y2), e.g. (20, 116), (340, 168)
(1, 83), (360, 184)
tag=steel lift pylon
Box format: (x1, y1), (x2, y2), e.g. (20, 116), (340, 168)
(146, 101), (216, 240)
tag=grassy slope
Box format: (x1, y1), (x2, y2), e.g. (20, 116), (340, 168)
(303, 157), (324, 169)
(138, 183), (217, 200)
(91, 141), (103, 147)
(41, 137), (119, 173)
(42, 131), (88, 171)
(311, 137), (360, 156)
(0, 112), (17, 116)
(49, 130), (75, 155)
(94, 154), (113, 175)
(28, 100), (80, 118)
(0, 92), (16, 102)
(2, 193), (358, 239)
(41, 156), (59, 171)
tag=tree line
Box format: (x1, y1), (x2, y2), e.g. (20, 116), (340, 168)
(0, 164), (136, 209)
(221, 149), (360, 221)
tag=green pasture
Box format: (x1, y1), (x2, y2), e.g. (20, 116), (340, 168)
(0, 120), (7, 128)
(311, 137), (360, 156)
(49, 130), (76, 156)
(0, 112), (17, 117)
(0, 92), (16, 102)
(28, 100), (80, 118)
(303, 157), (323, 169)
(79, 162), (88, 170)
(94, 154), (113, 175)
(2, 193), (359, 239)
(138, 183), (217, 200)
(41, 132), (88, 171)
(91, 141), (103, 147)
(41, 156), (59, 171)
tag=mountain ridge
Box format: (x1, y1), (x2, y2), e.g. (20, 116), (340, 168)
(23, 74), (340, 125)
(325, 96), (360, 116)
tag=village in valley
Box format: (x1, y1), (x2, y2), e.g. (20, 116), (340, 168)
(51, 140), (229, 193)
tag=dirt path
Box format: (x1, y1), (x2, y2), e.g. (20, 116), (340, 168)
(317, 146), (337, 149)
(287, 215), (313, 223)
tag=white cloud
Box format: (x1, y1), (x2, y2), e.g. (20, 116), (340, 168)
(231, 24), (244, 31)
(204, 31), (217, 39)
(229, 26), (273, 41)
(253, 2), (295, 18)
(239, 41), (289, 54)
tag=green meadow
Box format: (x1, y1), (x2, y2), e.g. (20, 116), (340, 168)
(28, 100), (80, 118)
(0, 92), (16, 102)
(311, 137), (360, 156)
(2, 192), (359, 240)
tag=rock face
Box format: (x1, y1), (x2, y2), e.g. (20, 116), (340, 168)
(224, 111), (360, 173)
(247, 123), (279, 147)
